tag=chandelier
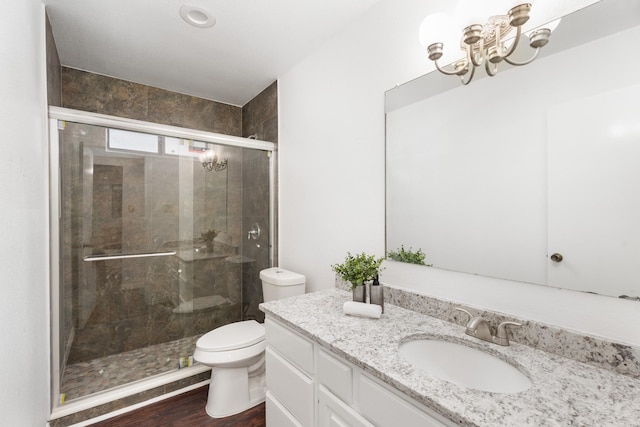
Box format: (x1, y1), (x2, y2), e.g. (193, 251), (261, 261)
(200, 150), (228, 172)
(420, 1), (560, 85)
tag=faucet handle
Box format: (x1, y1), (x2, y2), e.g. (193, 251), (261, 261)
(494, 321), (522, 346)
(454, 307), (473, 325)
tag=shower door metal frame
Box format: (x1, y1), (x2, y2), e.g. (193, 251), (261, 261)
(48, 106), (277, 417)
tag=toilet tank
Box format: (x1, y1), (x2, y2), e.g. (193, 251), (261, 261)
(260, 267), (306, 302)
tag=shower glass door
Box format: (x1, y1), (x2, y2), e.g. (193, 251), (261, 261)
(51, 114), (274, 408)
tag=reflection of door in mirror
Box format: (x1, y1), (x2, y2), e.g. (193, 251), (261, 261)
(548, 85), (640, 298)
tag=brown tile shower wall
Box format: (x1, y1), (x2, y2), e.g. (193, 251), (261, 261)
(242, 81), (278, 142)
(46, 13), (62, 107)
(58, 67), (278, 356)
(241, 148), (272, 322)
(242, 82), (279, 276)
(59, 122), (245, 366)
(61, 67), (243, 135)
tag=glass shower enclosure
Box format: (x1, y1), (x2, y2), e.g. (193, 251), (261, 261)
(49, 108), (275, 414)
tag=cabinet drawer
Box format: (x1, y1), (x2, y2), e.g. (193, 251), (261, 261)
(358, 375), (453, 427)
(266, 347), (314, 427)
(266, 318), (314, 375)
(318, 349), (353, 404)
(318, 385), (375, 427)
(266, 391), (304, 427)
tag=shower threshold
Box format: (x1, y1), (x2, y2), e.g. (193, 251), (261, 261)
(60, 335), (203, 403)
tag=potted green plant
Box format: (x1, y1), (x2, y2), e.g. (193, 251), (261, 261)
(332, 252), (385, 302)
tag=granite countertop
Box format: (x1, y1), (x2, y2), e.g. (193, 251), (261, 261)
(260, 289), (640, 427)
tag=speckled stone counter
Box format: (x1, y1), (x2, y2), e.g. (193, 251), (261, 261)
(260, 289), (640, 427)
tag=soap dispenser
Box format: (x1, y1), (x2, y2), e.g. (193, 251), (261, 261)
(369, 276), (384, 313)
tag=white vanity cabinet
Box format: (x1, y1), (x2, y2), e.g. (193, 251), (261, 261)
(265, 318), (315, 427)
(265, 318), (456, 427)
(318, 385), (374, 427)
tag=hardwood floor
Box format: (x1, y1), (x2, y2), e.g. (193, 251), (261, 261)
(91, 386), (266, 427)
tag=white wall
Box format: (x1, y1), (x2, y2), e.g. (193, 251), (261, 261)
(0, 1), (50, 425)
(276, 0), (638, 344)
(278, 0), (447, 292)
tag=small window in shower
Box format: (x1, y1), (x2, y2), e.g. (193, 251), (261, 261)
(107, 128), (159, 153)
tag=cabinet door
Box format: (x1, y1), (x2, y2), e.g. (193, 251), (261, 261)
(266, 318), (314, 375)
(358, 375), (453, 427)
(318, 349), (353, 404)
(266, 391), (304, 427)
(266, 347), (314, 427)
(318, 385), (375, 427)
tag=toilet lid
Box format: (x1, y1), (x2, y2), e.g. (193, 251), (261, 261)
(196, 320), (265, 352)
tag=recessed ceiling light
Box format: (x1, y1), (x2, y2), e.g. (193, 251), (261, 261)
(179, 5), (216, 28)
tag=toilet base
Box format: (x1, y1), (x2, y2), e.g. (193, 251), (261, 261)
(204, 360), (266, 418)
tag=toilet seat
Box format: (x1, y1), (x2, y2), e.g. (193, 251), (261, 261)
(194, 320), (266, 366)
(197, 320), (265, 352)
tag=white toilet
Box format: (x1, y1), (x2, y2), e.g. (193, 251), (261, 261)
(193, 267), (305, 418)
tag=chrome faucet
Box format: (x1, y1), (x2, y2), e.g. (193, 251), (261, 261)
(455, 307), (521, 346)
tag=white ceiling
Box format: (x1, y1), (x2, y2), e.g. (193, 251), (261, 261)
(44, 0), (382, 106)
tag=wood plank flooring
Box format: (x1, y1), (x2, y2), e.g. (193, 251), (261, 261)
(91, 386), (265, 427)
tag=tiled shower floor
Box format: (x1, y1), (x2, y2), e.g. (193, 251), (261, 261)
(60, 335), (202, 402)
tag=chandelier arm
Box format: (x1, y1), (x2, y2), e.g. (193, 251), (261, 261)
(469, 40), (484, 67)
(494, 26), (507, 58)
(460, 63), (475, 85)
(503, 25), (523, 58)
(485, 59), (498, 77)
(434, 59), (466, 76)
(504, 46), (540, 66)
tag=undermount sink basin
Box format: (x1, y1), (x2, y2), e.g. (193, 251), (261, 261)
(399, 339), (532, 394)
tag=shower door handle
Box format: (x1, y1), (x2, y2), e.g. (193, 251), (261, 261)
(83, 251), (177, 262)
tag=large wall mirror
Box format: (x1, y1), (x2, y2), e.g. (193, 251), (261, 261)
(385, 0), (640, 300)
